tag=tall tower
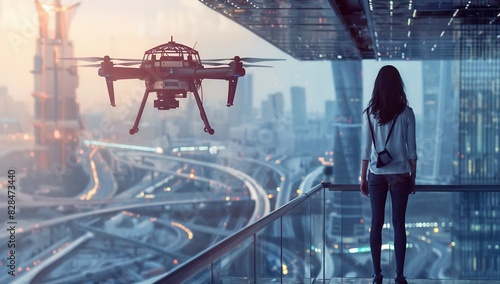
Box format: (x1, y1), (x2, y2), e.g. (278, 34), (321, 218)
(330, 60), (362, 184)
(329, 60), (364, 244)
(231, 73), (254, 126)
(324, 100), (335, 128)
(420, 61), (459, 183)
(33, 0), (81, 173)
(290, 86), (308, 150)
(290, 86), (307, 130)
(453, 8), (500, 279)
(455, 56), (500, 279)
(270, 92), (285, 120)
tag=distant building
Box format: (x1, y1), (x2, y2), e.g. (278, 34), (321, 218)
(260, 98), (272, 122)
(262, 92), (284, 122)
(453, 24), (500, 279)
(0, 86), (33, 156)
(330, 61), (362, 184)
(419, 61), (459, 184)
(231, 74), (254, 126)
(457, 63), (500, 184)
(290, 86), (307, 129)
(0, 87), (21, 134)
(0, 86), (32, 133)
(328, 61), (364, 244)
(269, 92), (285, 121)
(32, 1), (82, 172)
(324, 100), (335, 129)
(290, 86), (310, 151)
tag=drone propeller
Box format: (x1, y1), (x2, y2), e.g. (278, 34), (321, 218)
(75, 61), (142, 67)
(202, 62), (272, 68)
(75, 63), (101, 67)
(245, 64), (273, 68)
(60, 56), (142, 62)
(114, 61), (142, 66)
(203, 57), (285, 63)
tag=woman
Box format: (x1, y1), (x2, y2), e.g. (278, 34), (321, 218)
(360, 65), (417, 284)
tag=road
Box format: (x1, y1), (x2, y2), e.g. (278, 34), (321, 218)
(1, 148), (285, 283)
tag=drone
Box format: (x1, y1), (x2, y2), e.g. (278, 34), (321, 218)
(64, 37), (283, 135)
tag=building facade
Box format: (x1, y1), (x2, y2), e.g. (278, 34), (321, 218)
(32, 1), (81, 173)
(454, 17), (500, 279)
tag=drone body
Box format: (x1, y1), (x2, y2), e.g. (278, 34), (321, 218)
(95, 39), (247, 135)
(64, 38), (282, 135)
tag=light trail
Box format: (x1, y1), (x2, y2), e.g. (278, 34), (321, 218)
(84, 139), (163, 154)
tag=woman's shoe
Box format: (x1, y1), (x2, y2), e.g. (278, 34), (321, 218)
(394, 274), (408, 284)
(372, 274), (383, 284)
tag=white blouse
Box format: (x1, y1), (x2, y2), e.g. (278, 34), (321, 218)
(361, 106), (418, 174)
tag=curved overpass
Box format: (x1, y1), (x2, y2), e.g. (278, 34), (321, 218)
(123, 152), (271, 223)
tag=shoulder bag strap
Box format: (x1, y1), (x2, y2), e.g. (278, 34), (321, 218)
(367, 111), (399, 150)
(384, 114), (399, 147)
(367, 111), (378, 151)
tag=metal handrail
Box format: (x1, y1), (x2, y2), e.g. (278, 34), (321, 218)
(154, 182), (500, 283)
(155, 182), (326, 283)
(325, 184), (500, 192)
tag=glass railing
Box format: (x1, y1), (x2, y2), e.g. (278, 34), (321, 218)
(153, 183), (500, 284)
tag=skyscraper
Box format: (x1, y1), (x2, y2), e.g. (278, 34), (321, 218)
(420, 61), (459, 184)
(267, 92), (285, 120)
(455, 56), (500, 279)
(324, 100), (335, 129)
(32, 0), (81, 172)
(290, 86), (307, 130)
(232, 73), (254, 126)
(458, 59), (500, 184)
(328, 61), (364, 244)
(330, 61), (362, 184)
(454, 14), (500, 279)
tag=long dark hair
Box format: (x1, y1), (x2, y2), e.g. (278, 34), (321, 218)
(363, 65), (408, 125)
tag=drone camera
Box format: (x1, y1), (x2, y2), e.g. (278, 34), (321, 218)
(154, 95), (180, 110)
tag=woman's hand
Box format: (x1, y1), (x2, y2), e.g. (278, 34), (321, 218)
(360, 179), (369, 197)
(410, 159), (417, 194)
(410, 175), (416, 194)
(360, 160), (369, 197)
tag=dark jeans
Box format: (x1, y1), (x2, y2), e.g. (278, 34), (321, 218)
(368, 172), (411, 276)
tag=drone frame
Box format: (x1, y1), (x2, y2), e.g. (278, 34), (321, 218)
(62, 38), (284, 135)
(97, 39), (245, 135)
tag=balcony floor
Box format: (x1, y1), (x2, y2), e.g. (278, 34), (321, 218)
(326, 278), (500, 284)
(220, 278), (500, 283)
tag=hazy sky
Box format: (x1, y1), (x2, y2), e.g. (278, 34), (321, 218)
(0, 0), (422, 116)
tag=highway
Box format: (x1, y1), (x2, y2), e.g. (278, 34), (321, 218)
(1, 146), (284, 283)
(0, 146), (458, 283)
(118, 151), (271, 221)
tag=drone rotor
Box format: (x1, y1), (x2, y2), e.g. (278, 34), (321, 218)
(203, 57), (285, 63)
(75, 62), (141, 68)
(60, 56), (142, 62)
(202, 62), (272, 68)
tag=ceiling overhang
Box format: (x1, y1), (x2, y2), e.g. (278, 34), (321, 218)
(198, 0), (500, 61)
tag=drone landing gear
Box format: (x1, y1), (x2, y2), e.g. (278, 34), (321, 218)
(129, 89), (150, 135)
(129, 127), (139, 135)
(205, 127), (215, 135)
(189, 82), (215, 135)
(128, 85), (215, 136)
